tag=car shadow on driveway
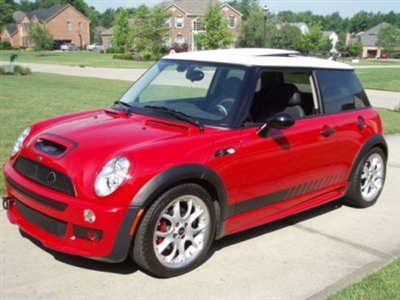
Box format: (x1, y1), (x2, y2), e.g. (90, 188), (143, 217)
(18, 199), (342, 276)
(208, 199), (343, 257)
(19, 229), (139, 275)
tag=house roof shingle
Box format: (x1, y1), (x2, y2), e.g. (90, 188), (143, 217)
(5, 25), (18, 36)
(360, 22), (390, 46)
(27, 4), (69, 22)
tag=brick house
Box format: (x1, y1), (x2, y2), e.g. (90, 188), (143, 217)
(1, 4), (90, 49)
(164, 0), (242, 51)
(101, 0), (242, 51)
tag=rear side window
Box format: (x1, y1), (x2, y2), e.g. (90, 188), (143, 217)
(316, 70), (370, 114)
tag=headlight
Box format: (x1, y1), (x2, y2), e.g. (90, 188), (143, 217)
(11, 127), (31, 157)
(95, 156), (130, 197)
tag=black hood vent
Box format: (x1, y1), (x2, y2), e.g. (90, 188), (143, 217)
(35, 139), (67, 156)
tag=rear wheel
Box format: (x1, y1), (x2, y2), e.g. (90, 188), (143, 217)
(344, 147), (386, 208)
(133, 184), (216, 277)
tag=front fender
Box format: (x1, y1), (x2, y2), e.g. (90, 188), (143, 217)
(130, 164), (229, 236)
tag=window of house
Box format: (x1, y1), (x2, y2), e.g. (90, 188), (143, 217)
(163, 36), (171, 47)
(175, 34), (184, 44)
(193, 20), (203, 31)
(175, 16), (184, 28)
(66, 22), (72, 31)
(165, 18), (171, 28)
(78, 22), (83, 28)
(228, 16), (237, 28)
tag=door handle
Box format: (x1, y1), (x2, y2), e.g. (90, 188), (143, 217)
(320, 127), (336, 137)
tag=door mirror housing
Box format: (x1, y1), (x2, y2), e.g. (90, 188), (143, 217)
(256, 112), (295, 138)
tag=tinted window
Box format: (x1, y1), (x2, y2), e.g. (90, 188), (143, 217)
(317, 70), (370, 114)
(250, 70), (315, 122)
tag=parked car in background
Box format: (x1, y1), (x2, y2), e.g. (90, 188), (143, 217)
(60, 43), (79, 51)
(87, 43), (104, 51)
(2, 48), (387, 278)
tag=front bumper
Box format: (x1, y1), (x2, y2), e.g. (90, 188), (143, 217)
(3, 161), (141, 262)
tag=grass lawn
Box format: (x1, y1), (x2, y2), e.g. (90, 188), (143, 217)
(0, 50), (154, 69)
(356, 68), (400, 92)
(327, 257), (400, 300)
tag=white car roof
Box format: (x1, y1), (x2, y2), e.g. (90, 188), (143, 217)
(163, 48), (353, 70)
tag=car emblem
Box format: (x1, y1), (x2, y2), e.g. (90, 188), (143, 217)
(47, 172), (57, 186)
(37, 155), (43, 161)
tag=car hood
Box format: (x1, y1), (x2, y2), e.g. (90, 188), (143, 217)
(20, 109), (205, 170)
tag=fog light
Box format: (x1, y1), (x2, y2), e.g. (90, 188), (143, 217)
(84, 209), (96, 223)
(87, 230), (102, 242)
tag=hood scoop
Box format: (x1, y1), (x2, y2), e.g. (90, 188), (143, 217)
(35, 139), (67, 156)
(34, 133), (78, 159)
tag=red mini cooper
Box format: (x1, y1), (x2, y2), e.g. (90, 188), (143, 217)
(2, 49), (387, 277)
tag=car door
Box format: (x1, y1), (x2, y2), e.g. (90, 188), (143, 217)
(225, 71), (342, 234)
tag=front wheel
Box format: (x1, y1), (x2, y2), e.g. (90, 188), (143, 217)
(343, 147), (386, 208)
(133, 184), (216, 277)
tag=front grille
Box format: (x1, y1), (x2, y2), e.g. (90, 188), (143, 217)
(6, 177), (67, 211)
(14, 156), (76, 196)
(15, 198), (67, 238)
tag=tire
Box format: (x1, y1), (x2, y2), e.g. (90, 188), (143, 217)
(344, 147), (386, 208)
(133, 183), (216, 277)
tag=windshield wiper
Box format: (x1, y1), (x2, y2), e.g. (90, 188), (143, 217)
(144, 105), (204, 132)
(113, 100), (132, 115)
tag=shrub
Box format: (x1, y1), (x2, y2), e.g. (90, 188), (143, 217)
(2, 65), (32, 76)
(106, 47), (116, 54)
(0, 41), (12, 50)
(112, 54), (132, 60)
(142, 53), (151, 60)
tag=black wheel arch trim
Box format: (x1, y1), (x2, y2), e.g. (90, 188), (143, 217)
(130, 164), (230, 237)
(347, 134), (388, 185)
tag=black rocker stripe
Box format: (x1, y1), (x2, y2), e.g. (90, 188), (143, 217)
(232, 174), (341, 217)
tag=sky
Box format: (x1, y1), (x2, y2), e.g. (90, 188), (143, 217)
(85, 0), (400, 17)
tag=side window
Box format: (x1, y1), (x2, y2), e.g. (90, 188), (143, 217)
(316, 70), (370, 114)
(249, 70), (315, 122)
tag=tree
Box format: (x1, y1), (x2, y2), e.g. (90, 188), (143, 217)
(272, 24), (302, 49)
(377, 24), (400, 54)
(146, 5), (171, 56)
(100, 8), (116, 28)
(348, 11), (375, 33)
(112, 8), (134, 53)
(294, 24), (328, 54)
(19, 0), (34, 12)
(195, 3), (235, 50)
(228, 0), (260, 21)
(27, 22), (54, 54)
(0, 0), (14, 30)
(346, 42), (363, 57)
(237, 8), (263, 47)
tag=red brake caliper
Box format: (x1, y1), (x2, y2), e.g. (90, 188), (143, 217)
(156, 220), (167, 244)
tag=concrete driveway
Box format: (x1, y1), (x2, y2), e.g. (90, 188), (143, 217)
(1, 62), (399, 300)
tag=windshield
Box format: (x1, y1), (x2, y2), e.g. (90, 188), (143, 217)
(115, 59), (248, 128)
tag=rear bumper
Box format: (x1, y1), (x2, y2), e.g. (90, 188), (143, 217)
(3, 161), (141, 262)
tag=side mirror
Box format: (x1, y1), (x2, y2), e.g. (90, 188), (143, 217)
(256, 112), (295, 138)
